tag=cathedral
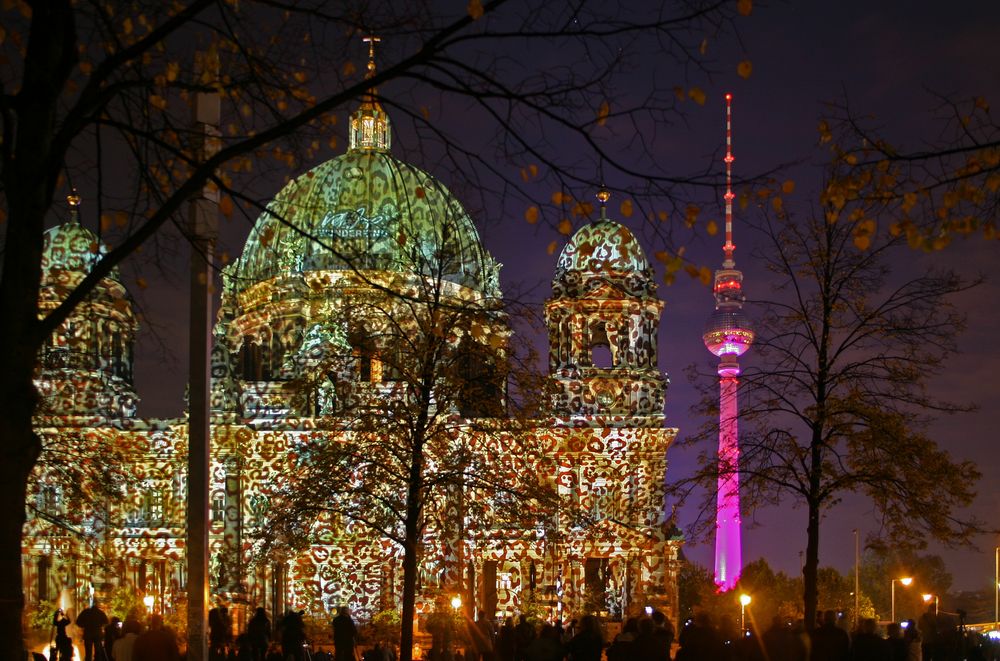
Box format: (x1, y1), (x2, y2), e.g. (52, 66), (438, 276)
(22, 75), (681, 642)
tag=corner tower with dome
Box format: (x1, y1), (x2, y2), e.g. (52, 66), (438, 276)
(20, 48), (682, 642)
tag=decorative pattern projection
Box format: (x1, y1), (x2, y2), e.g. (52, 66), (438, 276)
(24, 111), (680, 640)
(702, 94), (755, 592)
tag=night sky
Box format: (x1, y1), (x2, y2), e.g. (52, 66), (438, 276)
(118, 2), (1000, 593)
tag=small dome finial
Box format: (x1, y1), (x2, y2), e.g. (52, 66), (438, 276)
(67, 190), (82, 223)
(596, 186), (611, 220)
(362, 34), (381, 78)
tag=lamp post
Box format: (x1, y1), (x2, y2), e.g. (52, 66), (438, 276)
(891, 577), (913, 623)
(739, 593), (751, 635)
(922, 594), (939, 615)
(994, 546), (998, 632)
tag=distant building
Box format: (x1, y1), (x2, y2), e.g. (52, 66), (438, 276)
(24, 87), (680, 637)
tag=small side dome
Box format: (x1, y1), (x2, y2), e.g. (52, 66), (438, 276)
(552, 218), (655, 299)
(556, 219), (650, 274)
(703, 307), (754, 357)
(41, 221), (114, 278)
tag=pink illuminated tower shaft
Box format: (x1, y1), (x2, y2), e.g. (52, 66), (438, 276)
(702, 93), (754, 592)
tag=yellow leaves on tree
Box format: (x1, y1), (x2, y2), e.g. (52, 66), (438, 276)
(342, 61), (356, 77)
(524, 206), (539, 224)
(700, 38), (709, 56)
(220, 195), (234, 218)
(684, 204), (700, 227)
(698, 266), (712, 286)
(551, 191), (569, 205)
(557, 218), (573, 235)
(467, 0), (484, 19)
(547, 241), (558, 256)
(519, 164), (539, 182)
(149, 94), (167, 111)
(737, 0), (753, 16)
(619, 199), (633, 218)
(852, 217), (876, 251)
(737, 60), (753, 80)
(136, 276), (148, 290)
(818, 120), (832, 144)
(706, 220), (718, 236)
(571, 201), (594, 217)
(688, 87), (707, 106)
(166, 61), (180, 82)
(597, 100), (610, 126)
(782, 180), (796, 195)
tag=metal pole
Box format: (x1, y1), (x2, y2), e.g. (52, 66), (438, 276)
(854, 529), (860, 629)
(891, 579), (896, 624)
(186, 84), (220, 661)
(995, 546), (998, 632)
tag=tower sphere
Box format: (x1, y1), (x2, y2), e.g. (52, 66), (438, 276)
(702, 307), (754, 357)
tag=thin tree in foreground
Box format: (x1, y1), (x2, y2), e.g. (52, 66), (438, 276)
(673, 195), (982, 630)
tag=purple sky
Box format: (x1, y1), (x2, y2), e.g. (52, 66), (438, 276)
(123, 2), (1000, 593)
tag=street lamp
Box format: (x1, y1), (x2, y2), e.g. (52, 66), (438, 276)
(451, 595), (462, 611)
(922, 594), (939, 615)
(143, 594), (155, 613)
(891, 577), (913, 623)
(739, 594), (752, 634)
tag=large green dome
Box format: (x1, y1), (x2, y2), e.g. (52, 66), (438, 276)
(233, 150), (501, 296)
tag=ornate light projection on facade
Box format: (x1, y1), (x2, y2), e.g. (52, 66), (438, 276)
(22, 50), (682, 633)
(702, 94), (754, 592)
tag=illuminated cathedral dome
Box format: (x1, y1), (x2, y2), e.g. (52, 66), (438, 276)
(41, 219), (116, 281)
(702, 307), (754, 358)
(231, 150), (501, 298)
(552, 217), (655, 299)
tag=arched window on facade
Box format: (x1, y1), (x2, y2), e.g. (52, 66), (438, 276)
(349, 332), (382, 384)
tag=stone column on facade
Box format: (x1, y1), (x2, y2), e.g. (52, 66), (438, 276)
(223, 455), (247, 631)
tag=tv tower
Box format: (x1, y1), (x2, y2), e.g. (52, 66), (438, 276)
(702, 93), (755, 592)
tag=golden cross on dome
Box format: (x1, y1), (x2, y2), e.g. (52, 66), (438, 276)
(362, 35), (381, 76)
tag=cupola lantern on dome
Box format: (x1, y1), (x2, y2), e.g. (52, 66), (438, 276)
(349, 35), (391, 152)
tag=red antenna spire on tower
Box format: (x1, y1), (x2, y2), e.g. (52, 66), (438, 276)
(723, 93), (736, 268)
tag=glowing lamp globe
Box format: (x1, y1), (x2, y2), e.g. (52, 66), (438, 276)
(703, 308), (755, 357)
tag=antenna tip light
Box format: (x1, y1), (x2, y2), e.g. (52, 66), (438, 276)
(725, 93), (733, 101)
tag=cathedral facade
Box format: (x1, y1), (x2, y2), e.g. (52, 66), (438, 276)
(23, 95), (680, 640)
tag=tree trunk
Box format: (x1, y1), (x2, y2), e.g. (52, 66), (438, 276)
(0, 380), (42, 660)
(803, 498), (821, 633)
(399, 435), (426, 661)
(803, 423), (824, 633)
(0, 2), (76, 654)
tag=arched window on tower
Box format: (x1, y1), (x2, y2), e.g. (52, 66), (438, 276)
(589, 322), (613, 369)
